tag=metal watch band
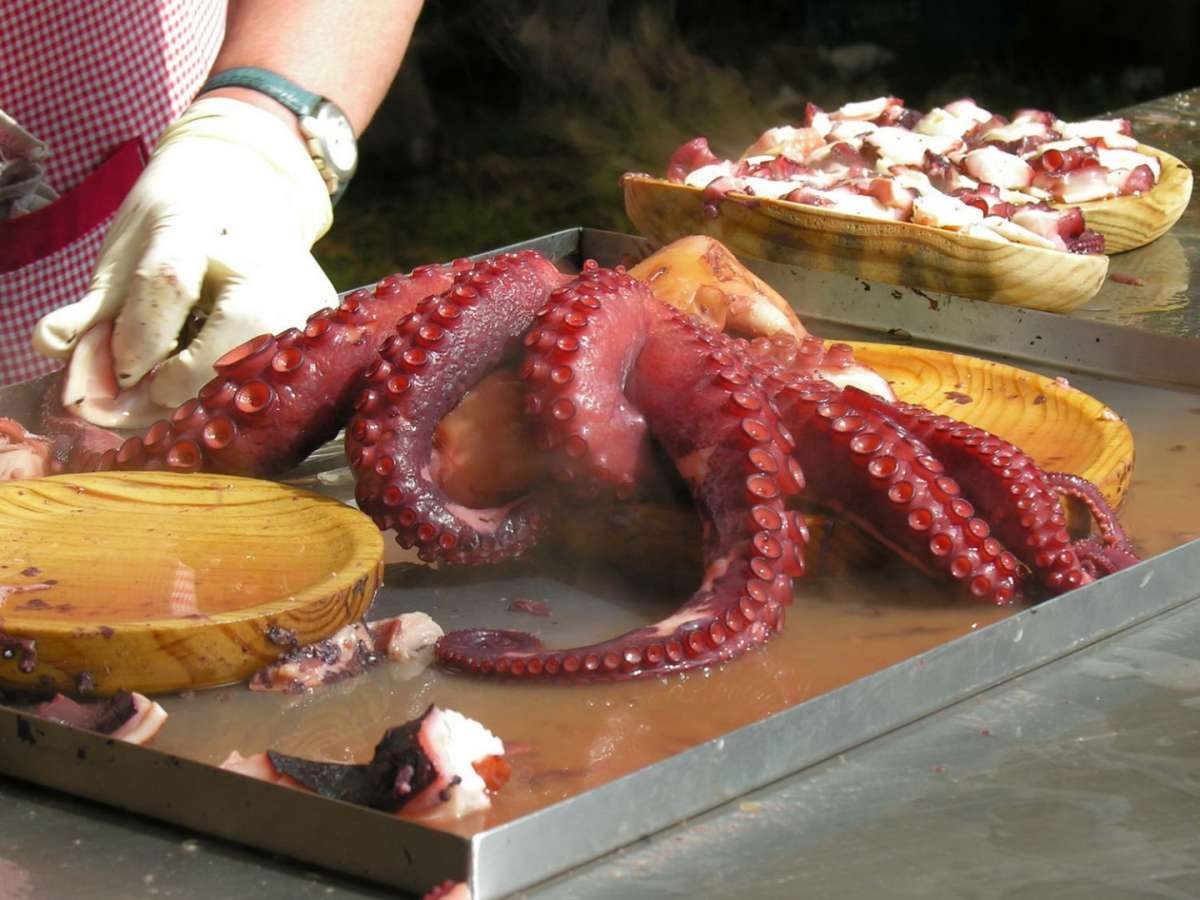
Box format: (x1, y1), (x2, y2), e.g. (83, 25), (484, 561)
(198, 67), (321, 118)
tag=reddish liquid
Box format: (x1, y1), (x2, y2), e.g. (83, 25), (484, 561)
(151, 365), (1198, 836)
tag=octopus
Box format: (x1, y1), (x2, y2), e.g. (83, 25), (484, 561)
(0, 237), (1138, 683)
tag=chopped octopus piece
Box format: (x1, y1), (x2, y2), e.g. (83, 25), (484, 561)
(914, 107), (975, 140)
(831, 96), (902, 121)
(249, 622), (376, 693)
(1056, 118), (1138, 149)
(682, 161), (733, 188)
(0, 418), (51, 481)
(372, 612), (445, 663)
(249, 613), (445, 692)
(1013, 108), (1057, 126)
(978, 119), (1052, 147)
(962, 146), (1034, 190)
(865, 127), (960, 167)
(826, 119), (876, 142)
(1114, 164), (1156, 196)
(740, 125), (825, 161)
(219, 705), (508, 821)
(30, 691), (167, 746)
(942, 98), (993, 125)
(666, 136), (720, 183)
(1033, 165), (1119, 204)
(802, 102), (832, 136)
(911, 191), (985, 230)
(1096, 148), (1160, 181)
(61, 321), (169, 430)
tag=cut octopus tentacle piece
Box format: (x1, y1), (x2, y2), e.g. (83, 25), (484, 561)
(22, 690), (167, 746)
(437, 265), (807, 680)
(220, 704), (509, 822)
(249, 613), (445, 693)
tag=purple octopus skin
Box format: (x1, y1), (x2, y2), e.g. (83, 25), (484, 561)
(435, 263), (1139, 682)
(45, 263), (463, 477)
(345, 250), (569, 565)
(436, 265), (808, 680)
(7, 250), (1139, 686)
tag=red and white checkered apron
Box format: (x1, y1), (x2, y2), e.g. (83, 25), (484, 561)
(0, 0), (225, 385)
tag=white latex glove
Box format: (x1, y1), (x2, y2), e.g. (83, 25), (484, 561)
(33, 97), (335, 412)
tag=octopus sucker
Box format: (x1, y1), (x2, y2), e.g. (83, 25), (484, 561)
(0, 240), (1141, 687)
(346, 250), (569, 565)
(771, 379), (1022, 604)
(437, 269), (805, 680)
(839, 387), (1131, 593)
(51, 264), (462, 478)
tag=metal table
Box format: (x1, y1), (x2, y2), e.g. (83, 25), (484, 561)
(2, 89), (1198, 899)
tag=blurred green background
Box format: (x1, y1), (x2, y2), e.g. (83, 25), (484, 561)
(314, 0), (1200, 289)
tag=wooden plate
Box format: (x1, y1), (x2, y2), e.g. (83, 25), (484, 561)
(852, 341), (1134, 505)
(0, 472), (383, 695)
(624, 174), (1110, 313)
(1059, 145), (1193, 254)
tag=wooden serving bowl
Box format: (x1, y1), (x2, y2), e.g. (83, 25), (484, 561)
(0, 472), (384, 695)
(623, 174), (1110, 313)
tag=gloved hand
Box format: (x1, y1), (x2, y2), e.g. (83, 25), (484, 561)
(33, 97), (335, 410)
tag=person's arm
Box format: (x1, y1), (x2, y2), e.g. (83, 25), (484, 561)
(204, 0), (424, 138)
(33, 0), (426, 424)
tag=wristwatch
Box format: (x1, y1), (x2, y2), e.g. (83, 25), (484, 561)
(199, 66), (358, 204)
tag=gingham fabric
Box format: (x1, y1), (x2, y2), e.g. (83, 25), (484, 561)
(0, 0), (225, 385)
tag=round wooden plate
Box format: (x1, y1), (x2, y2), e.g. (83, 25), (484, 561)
(624, 174), (1110, 313)
(1058, 145), (1193, 254)
(0, 472), (383, 695)
(851, 341), (1134, 506)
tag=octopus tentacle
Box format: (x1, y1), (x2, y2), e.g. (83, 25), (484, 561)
(841, 388), (1137, 593)
(1041, 471), (1134, 548)
(437, 272), (806, 680)
(768, 378), (1024, 604)
(346, 250), (569, 565)
(59, 264), (460, 477)
(521, 262), (654, 498)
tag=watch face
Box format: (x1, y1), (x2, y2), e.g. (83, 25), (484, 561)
(312, 102), (358, 178)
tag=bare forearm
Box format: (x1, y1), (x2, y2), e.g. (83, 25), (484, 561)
(205, 0), (425, 135)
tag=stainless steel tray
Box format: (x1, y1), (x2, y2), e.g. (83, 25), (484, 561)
(2, 227), (1198, 900)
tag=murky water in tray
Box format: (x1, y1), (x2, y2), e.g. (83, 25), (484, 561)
(149, 362), (1199, 838)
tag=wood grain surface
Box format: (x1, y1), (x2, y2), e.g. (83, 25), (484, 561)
(0, 472), (383, 695)
(624, 175), (1111, 312)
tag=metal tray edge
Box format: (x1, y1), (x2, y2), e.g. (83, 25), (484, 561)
(472, 539), (1200, 898)
(0, 712), (471, 895)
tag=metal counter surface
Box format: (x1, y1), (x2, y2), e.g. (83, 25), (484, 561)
(3, 88), (1199, 899)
